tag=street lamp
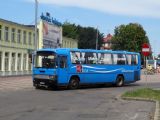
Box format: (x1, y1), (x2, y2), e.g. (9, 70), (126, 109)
(96, 26), (98, 50)
(35, 0), (38, 50)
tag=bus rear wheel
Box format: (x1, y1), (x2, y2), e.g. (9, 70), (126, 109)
(68, 77), (79, 90)
(115, 75), (124, 87)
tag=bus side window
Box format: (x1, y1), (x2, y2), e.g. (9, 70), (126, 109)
(59, 56), (67, 68)
(131, 55), (138, 65)
(84, 52), (97, 64)
(98, 53), (104, 64)
(117, 54), (126, 65)
(70, 51), (80, 64)
(126, 54), (132, 65)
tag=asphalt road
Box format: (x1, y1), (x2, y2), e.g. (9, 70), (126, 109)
(0, 74), (159, 120)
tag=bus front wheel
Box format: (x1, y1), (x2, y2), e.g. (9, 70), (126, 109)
(115, 75), (124, 87)
(68, 77), (79, 90)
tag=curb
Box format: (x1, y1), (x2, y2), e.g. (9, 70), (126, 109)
(121, 97), (160, 120)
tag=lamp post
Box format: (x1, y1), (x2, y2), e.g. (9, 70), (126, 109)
(35, 0), (38, 50)
(96, 26), (98, 50)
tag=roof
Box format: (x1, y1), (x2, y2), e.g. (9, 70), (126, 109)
(0, 18), (35, 29)
(103, 33), (112, 42)
(37, 48), (139, 55)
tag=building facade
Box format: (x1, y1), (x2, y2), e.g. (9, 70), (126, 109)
(38, 20), (62, 49)
(0, 18), (35, 76)
(0, 16), (78, 76)
(38, 13), (78, 49)
(62, 37), (78, 48)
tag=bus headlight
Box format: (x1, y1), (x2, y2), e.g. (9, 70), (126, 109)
(49, 75), (57, 80)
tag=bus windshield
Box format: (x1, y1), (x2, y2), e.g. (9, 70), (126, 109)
(34, 51), (57, 69)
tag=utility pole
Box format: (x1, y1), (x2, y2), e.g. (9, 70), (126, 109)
(96, 26), (98, 50)
(35, 0), (38, 50)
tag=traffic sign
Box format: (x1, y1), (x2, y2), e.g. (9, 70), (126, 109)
(142, 43), (150, 56)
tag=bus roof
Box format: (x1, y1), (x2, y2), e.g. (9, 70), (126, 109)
(37, 48), (139, 55)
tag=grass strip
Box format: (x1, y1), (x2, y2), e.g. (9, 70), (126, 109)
(122, 88), (160, 101)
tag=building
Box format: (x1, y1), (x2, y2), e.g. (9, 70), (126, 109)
(101, 33), (113, 50)
(38, 13), (78, 49)
(0, 18), (35, 76)
(62, 37), (78, 48)
(0, 16), (78, 76)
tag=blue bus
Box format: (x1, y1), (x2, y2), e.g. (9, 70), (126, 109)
(32, 48), (141, 89)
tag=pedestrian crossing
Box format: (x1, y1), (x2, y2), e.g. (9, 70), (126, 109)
(0, 76), (33, 92)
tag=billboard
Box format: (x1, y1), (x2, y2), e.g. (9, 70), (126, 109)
(42, 21), (62, 48)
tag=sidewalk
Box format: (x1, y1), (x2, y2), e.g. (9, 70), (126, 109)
(0, 71), (32, 77)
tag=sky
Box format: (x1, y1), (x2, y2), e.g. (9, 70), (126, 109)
(0, 0), (160, 56)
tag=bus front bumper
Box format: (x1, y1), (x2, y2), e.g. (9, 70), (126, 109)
(33, 79), (57, 87)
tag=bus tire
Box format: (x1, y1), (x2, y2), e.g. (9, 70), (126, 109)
(68, 77), (79, 90)
(35, 84), (40, 89)
(115, 75), (124, 87)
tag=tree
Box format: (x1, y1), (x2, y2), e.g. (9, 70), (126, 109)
(78, 26), (103, 49)
(62, 22), (78, 39)
(62, 22), (104, 49)
(111, 23), (150, 52)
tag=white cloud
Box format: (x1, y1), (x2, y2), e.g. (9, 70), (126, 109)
(27, 0), (160, 18)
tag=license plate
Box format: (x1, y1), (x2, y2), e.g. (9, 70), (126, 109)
(40, 82), (45, 85)
(34, 75), (49, 79)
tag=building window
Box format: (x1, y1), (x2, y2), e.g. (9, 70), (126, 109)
(29, 32), (32, 45)
(17, 29), (21, 43)
(0, 52), (2, 71)
(17, 53), (21, 71)
(4, 26), (9, 41)
(23, 31), (26, 44)
(5, 52), (9, 71)
(23, 54), (27, 70)
(33, 33), (35, 46)
(11, 53), (16, 71)
(11, 28), (15, 42)
(0, 25), (2, 40)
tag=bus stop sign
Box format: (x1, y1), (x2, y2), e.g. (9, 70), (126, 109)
(142, 43), (150, 56)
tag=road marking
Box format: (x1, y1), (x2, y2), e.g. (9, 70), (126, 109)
(125, 113), (138, 120)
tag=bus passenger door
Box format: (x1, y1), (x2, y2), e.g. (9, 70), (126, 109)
(58, 56), (68, 85)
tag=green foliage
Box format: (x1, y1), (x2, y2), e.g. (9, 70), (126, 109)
(62, 22), (104, 49)
(111, 23), (150, 52)
(122, 88), (160, 101)
(63, 22), (78, 39)
(77, 26), (103, 49)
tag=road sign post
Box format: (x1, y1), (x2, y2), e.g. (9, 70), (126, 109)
(142, 43), (150, 88)
(142, 43), (150, 57)
(142, 43), (150, 68)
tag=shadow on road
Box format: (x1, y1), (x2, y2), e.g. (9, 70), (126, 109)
(35, 83), (141, 91)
